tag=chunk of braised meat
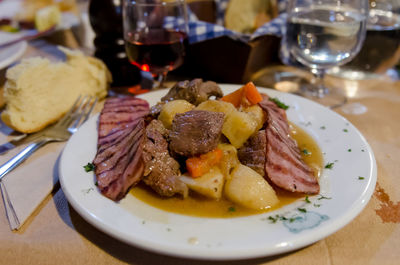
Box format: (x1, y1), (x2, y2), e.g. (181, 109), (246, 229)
(161, 78), (223, 106)
(142, 120), (188, 197)
(169, 110), (225, 157)
(237, 130), (266, 176)
(148, 102), (165, 119)
(259, 95), (320, 194)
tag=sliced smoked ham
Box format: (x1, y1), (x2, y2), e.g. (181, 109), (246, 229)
(93, 97), (149, 201)
(259, 96), (320, 194)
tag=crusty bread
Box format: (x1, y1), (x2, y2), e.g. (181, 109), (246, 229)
(225, 0), (278, 34)
(2, 47), (111, 133)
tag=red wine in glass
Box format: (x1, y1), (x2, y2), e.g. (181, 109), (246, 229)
(125, 29), (188, 77)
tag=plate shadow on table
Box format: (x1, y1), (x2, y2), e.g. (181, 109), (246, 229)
(53, 187), (308, 264)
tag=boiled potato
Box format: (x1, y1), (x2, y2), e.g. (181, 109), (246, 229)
(222, 110), (258, 148)
(224, 164), (279, 210)
(217, 143), (239, 179)
(196, 100), (262, 148)
(196, 100), (236, 116)
(242, 105), (266, 132)
(158, 100), (194, 129)
(180, 167), (225, 200)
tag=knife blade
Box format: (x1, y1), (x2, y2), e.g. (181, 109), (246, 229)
(0, 27), (56, 49)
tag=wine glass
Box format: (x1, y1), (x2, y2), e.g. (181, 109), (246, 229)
(283, 0), (368, 107)
(122, 0), (189, 89)
(331, 0), (400, 78)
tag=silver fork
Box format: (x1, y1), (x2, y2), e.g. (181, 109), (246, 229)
(0, 95), (97, 230)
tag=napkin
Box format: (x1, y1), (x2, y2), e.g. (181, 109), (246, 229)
(0, 123), (65, 230)
(0, 95), (104, 231)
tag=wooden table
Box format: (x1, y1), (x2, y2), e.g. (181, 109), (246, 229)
(0, 34), (400, 265)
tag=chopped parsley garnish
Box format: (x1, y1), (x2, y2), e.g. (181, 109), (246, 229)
(317, 195), (332, 200)
(268, 216), (278, 223)
(266, 214), (303, 224)
(313, 203), (321, 207)
(320, 126), (326, 130)
(302, 149), (311, 155)
(343, 129), (348, 132)
(325, 162), (334, 169)
(82, 188), (94, 194)
(358, 176), (365, 180)
(298, 208), (307, 213)
(301, 121), (312, 127)
(95, 181), (98, 186)
(305, 196), (311, 203)
(348, 149), (352, 152)
(84, 162), (95, 172)
(228, 206), (236, 212)
(267, 214), (289, 223)
(269, 97), (289, 110)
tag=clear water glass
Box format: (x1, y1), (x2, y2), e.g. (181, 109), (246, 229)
(283, 0), (368, 107)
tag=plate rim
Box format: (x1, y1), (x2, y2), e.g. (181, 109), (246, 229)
(0, 40), (27, 70)
(59, 85), (377, 260)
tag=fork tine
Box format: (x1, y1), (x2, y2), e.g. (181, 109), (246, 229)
(69, 96), (97, 133)
(61, 95), (89, 128)
(55, 95), (82, 126)
(82, 97), (97, 123)
(68, 96), (90, 130)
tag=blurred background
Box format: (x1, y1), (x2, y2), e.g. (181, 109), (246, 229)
(0, 0), (399, 89)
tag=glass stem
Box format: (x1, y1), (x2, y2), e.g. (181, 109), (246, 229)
(312, 69), (328, 98)
(155, 71), (168, 89)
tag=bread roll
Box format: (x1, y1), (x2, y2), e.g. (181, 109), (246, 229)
(225, 0), (278, 34)
(2, 47), (111, 133)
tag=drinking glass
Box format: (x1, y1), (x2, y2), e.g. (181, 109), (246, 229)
(331, 0), (400, 78)
(283, 0), (368, 107)
(122, 0), (189, 89)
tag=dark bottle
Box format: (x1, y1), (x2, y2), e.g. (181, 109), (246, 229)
(89, 0), (140, 87)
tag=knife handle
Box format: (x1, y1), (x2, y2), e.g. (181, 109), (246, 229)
(0, 140), (47, 181)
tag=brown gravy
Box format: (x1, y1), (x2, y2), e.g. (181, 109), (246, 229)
(130, 123), (323, 218)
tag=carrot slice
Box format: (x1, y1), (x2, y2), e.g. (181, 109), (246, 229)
(243, 82), (263, 105)
(220, 87), (244, 108)
(186, 148), (223, 178)
(220, 82), (262, 107)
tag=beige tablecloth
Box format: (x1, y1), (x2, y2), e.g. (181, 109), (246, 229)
(0, 38), (400, 264)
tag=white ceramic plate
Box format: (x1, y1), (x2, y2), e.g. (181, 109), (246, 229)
(0, 32), (27, 70)
(59, 85), (377, 260)
(0, 0), (79, 70)
(0, 0), (79, 67)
